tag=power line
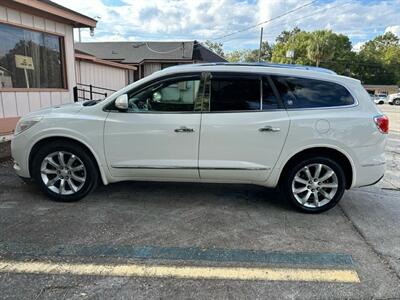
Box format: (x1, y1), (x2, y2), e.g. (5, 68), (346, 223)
(211, 0), (319, 42)
(145, 42), (183, 54)
(220, 1), (352, 44)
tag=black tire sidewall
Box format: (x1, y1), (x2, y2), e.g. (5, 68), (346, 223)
(32, 141), (98, 202)
(282, 157), (346, 213)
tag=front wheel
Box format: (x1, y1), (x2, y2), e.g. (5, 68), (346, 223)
(32, 141), (98, 202)
(281, 157), (346, 213)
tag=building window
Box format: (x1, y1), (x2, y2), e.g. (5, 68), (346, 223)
(0, 23), (65, 89)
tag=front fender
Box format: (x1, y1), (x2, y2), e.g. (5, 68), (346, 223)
(25, 120), (110, 185)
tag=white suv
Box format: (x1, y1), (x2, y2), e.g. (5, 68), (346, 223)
(388, 92), (400, 105)
(11, 63), (389, 213)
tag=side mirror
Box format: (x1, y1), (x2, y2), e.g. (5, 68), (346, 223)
(115, 94), (128, 110)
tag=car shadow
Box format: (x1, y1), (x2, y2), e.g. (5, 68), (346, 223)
(91, 180), (293, 212)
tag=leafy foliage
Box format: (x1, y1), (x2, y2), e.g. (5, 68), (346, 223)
(204, 40), (225, 58)
(209, 29), (400, 85)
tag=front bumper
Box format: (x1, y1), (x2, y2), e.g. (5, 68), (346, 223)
(11, 134), (31, 178)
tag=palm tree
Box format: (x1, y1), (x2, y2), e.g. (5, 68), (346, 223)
(307, 30), (335, 67)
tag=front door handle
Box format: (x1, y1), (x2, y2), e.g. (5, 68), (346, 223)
(259, 126), (280, 132)
(175, 126), (195, 133)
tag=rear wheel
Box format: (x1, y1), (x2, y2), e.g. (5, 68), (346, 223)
(281, 157), (346, 213)
(32, 141), (98, 202)
(393, 98), (400, 106)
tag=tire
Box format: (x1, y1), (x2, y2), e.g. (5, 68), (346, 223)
(31, 141), (98, 202)
(281, 157), (346, 213)
(393, 98), (400, 106)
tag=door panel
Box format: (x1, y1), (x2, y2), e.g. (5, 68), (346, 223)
(104, 113), (201, 179)
(104, 74), (203, 179)
(198, 111), (290, 182)
(198, 73), (290, 182)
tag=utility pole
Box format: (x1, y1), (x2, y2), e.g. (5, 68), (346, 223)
(258, 27), (263, 62)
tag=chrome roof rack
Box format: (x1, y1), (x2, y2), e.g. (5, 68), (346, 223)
(173, 62), (337, 75)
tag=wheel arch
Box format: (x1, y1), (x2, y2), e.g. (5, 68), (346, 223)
(28, 136), (108, 185)
(278, 147), (354, 189)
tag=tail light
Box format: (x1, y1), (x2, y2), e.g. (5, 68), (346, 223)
(374, 115), (389, 134)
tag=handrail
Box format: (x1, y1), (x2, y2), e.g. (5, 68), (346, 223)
(73, 83), (117, 102)
(76, 83), (116, 92)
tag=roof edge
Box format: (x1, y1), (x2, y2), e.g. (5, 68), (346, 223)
(10, 0), (97, 28)
(75, 53), (137, 70)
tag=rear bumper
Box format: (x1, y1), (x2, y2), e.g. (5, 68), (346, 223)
(353, 161), (386, 188)
(359, 174), (384, 187)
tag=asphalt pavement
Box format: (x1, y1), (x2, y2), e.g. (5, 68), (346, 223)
(0, 104), (399, 299)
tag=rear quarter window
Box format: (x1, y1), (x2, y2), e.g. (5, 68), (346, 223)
(272, 76), (354, 109)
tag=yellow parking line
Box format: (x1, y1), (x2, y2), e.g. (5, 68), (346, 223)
(0, 260), (360, 283)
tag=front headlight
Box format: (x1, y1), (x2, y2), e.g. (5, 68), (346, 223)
(14, 116), (43, 135)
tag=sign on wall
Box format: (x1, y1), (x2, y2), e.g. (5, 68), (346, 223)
(15, 55), (34, 88)
(15, 55), (34, 70)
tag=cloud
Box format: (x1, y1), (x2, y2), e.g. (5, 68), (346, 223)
(53, 0), (400, 50)
(352, 41), (365, 53)
(385, 25), (400, 38)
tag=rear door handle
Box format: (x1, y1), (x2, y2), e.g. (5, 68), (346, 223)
(259, 126), (280, 132)
(175, 126), (195, 133)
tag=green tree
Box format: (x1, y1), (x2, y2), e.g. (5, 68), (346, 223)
(271, 29), (312, 65)
(306, 30), (336, 67)
(275, 26), (301, 43)
(225, 50), (245, 62)
(356, 32), (400, 84)
(225, 41), (272, 63)
(204, 40), (225, 58)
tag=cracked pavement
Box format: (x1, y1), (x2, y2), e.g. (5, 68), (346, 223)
(0, 105), (399, 299)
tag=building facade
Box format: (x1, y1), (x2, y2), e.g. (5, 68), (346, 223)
(75, 41), (227, 82)
(0, 0), (96, 134)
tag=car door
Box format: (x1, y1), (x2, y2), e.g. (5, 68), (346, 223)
(199, 73), (290, 182)
(104, 73), (203, 179)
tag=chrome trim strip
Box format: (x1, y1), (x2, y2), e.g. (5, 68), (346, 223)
(361, 162), (386, 167)
(111, 165), (271, 171)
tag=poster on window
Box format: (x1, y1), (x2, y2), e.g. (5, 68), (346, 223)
(15, 55), (35, 70)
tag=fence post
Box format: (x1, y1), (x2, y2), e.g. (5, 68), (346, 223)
(73, 86), (78, 102)
(89, 84), (93, 100)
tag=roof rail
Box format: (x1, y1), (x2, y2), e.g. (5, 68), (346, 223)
(173, 62), (337, 75)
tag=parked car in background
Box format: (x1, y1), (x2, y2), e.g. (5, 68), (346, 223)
(11, 63), (388, 213)
(388, 92), (400, 105)
(374, 93), (387, 105)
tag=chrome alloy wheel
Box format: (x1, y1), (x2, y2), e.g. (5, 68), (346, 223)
(40, 151), (86, 195)
(291, 163), (338, 208)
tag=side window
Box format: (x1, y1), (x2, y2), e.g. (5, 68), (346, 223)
(210, 76), (260, 111)
(262, 77), (279, 110)
(127, 77), (200, 112)
(272, 76), (354, 108)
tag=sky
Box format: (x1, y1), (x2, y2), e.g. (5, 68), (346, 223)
(54, 0), (400, 52)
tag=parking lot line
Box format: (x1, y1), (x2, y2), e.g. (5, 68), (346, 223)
(0, 242), (354, 267)
(0, 260), (360, 283)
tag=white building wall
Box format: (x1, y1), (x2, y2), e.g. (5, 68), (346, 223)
(143, 63), (161, 77)
(75, 60), (128, 92)
(0, 5), (76, 119)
